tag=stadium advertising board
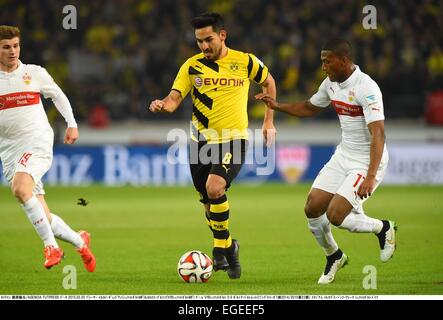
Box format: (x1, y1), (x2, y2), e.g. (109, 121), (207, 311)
(1, 144), (442, 185)
(383, 144), (443, 184)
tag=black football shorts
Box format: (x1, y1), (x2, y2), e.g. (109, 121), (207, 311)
(189, 139), (247, 204)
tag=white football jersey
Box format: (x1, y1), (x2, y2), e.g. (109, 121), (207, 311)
(0, 61), (76, 167)
(310, 66), (387, 155)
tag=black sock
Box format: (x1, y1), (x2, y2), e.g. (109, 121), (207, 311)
(376, 220), (390, 249)
(377, 220), (390, 236)
(327, 248), (343, 261)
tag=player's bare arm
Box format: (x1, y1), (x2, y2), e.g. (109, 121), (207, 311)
(64, 127), (79, 145)
(357, 120), (385, 199)
(255, 94), (323, 118)
(149, 89), (183, 113)
(260, 73), (277, 146)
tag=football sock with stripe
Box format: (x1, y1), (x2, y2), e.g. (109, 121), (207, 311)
(50, 213), (85, 248)
(21, 196), (58, 248)
(209, 195), (231, 250)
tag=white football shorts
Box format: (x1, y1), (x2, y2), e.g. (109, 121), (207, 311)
(2, 142), (53, 195)
(311, 143), (389, 210)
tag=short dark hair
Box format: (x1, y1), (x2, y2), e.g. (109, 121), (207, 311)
(322, 38), (353, 60)
(0, 25), (20, 41)
(191, 12), (225, 32)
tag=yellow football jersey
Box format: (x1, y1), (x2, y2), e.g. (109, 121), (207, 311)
(172, 48), (269, 143)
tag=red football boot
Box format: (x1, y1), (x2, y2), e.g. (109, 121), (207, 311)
(44, 245), (64, 269)
(76, 230), (96, 272)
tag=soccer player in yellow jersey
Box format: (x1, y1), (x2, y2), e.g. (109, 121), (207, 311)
(149, 12), (276, 279)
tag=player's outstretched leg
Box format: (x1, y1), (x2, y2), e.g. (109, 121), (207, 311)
(318, 248), (348, 284)
(50, 214), (96, 272)
(226, 238), (241, 279)
(338, 211), (397, 262)
(376, 220), (397, 262)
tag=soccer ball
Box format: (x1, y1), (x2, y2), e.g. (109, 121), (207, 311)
(177, 250), (213, 283)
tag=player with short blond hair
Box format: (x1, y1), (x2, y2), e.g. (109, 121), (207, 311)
(0, 25), (96, 271)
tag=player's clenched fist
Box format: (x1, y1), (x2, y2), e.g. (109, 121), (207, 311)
(149, 100), (165, 113)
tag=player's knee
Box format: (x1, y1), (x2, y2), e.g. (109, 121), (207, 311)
(11, 184), (32, 203)
(206, 183), (225, 200)
(304, 198), (323, 218)
(304, 202), (314, 217)
(326, 206), (344, 226)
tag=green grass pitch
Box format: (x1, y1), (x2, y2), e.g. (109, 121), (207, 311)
(0, 183), (442, 295)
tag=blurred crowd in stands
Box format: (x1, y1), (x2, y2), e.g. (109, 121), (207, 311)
(2, 0), (443, 125)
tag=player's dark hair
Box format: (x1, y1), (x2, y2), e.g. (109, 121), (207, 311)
(191, 12), (225, 32)
(0, 25), (20, 41)
(322, 38), (353, 60)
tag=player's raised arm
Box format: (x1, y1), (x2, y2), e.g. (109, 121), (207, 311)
(149, 89), (183, 113)
(259, 72), (277, 146)
(255, 94), (323, 118)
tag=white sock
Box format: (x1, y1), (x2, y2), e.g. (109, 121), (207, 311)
(339, 210), (383, 233)
(308, 213), (339, 256)
(50, 214), (84, 248)
(21, 196), (58, 248)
